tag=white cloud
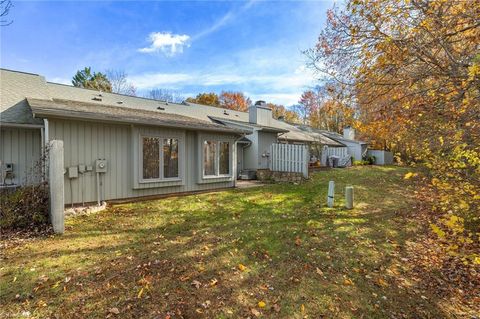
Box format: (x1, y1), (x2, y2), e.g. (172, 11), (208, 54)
(138, 32), (191, 56)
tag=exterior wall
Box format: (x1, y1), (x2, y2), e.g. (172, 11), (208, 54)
(0, 127), (42, 185)
(257, 131), (278, 169)
(47, 119), (237, 205)
(341, 141), (363, 161)
(367, 150), (393, 165)
(243, 131), (258, 170)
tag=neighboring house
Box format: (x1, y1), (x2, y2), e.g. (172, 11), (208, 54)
(295, 125), (368, 162)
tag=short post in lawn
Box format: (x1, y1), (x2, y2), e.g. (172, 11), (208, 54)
(345, 186), (354, 209)
(327, 180), (335, 207)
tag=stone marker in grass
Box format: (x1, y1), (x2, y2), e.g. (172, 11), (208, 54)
(345, 186), (354, 209)
(327, 181), (335, 207)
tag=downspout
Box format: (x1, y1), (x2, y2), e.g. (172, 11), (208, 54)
(43, 119), (49, 181)
(233, 133), (247, 188)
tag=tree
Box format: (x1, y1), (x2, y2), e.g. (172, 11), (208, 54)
(105, 70), (136, 96)
(307, 0), (480, 261)
(268, 103), (300, 123)
(146, 89), (184, 103)
(218, 91), (251, 111)
(185, 93), (220, 107)
(0, 0), (13, 26)
(72, 67), (112, 92)
(307, 84), (355, 133)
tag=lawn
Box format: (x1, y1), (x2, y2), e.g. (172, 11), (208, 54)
(0, 166), (469, 318)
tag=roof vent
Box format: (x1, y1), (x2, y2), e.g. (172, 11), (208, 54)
(98, 93), (103, 97)
(157, 106), (165, 111)
(223, 110), (229, 115)
(117, 101), (123, 105)
(254, 100), (266, 107)
(92, 97), (102, 101)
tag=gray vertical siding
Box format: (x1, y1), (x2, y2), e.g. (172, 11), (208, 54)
(47, 119), (236, 205)
(0, 127), (42, 185)
(257, 131), (278, 169)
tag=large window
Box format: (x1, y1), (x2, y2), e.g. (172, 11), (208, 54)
(203, 140), (230, 177)
(163, 138), (179, 178)
(142, 136), (180, 181)
(143, 137), (160, 179)
(219, 142), (230, 175)
(203, 141), (217, 176)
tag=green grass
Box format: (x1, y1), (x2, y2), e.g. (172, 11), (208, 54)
(0, 166), (451, 318)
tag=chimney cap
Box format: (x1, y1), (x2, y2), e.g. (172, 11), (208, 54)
(254, 100), (266, 106)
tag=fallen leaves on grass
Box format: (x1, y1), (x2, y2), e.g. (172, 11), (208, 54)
(258, 300), (266, 308)
(238, 263), (247, 271)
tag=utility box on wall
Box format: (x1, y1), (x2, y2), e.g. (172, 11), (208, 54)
(95, 159), (108, 173)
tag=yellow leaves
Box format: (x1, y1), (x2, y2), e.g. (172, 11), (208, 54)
(468, 62), (480, 81)
(430, 223), (446, 239)
(238, 263), (247, 272)
(473, 256), (480, 265)
(403, 172), (418, 179)
(376, 278), (389, 287)
(137, 287), (144, 299)
(343, 278), (354, 286)
(258, 301), (266, 308)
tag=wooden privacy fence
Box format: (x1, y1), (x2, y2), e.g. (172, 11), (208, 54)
(269, 143), (309, 178)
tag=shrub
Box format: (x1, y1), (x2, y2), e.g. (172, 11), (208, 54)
(0, 183), (50, 231)
(353, 160), (370, 166)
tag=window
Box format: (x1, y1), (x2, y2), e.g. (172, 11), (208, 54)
(219, 142), (230, 175)
(141, 136), (180, 181)
(143, 137), (160, 179)
(203, 141), (217, 176)
(163, 138), (179, 178)
(203, 140), (230, 177)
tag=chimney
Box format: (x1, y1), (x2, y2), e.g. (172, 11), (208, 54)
(343, 126), (355, 140)
(249, 100), (272, 126)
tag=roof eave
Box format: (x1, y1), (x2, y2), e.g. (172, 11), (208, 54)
(31, 108), (249, 134)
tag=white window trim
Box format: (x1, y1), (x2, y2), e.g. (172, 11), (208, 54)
(139, 134), (183, 184)
(202, 140), (232, 179)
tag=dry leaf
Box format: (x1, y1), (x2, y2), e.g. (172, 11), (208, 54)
(295, 237), (302, 246)
(316, 267), (324, 276)
(272, 303), (281, 312)
(376, 278), (389, 287)
(258, 300), (266, 308)
(238, 263), (247, 272)
(192, 280), (202, 289)
(251, 308), (261, 317)
(343, 278), (354, 285)
(109, 307), (120, 315)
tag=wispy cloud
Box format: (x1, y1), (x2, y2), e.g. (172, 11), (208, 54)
(138, 32), (190, 56)
(129, 71), (313, 91)
(192, 0), (257, 40)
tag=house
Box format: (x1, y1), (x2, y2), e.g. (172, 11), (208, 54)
(0, 68), (365, 205)
(1, 69), (249, 205)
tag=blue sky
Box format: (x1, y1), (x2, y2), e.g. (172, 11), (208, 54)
(1, 0), (334, 106)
